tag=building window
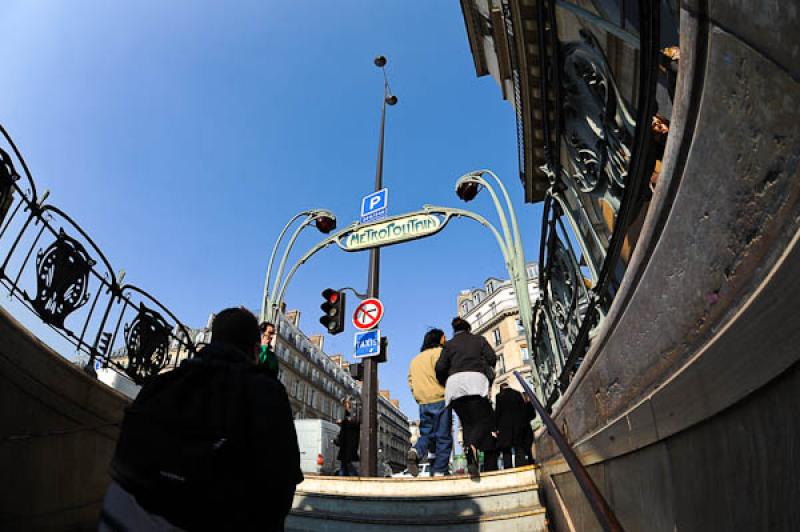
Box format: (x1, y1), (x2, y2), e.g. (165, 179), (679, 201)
(521, 347), (530, 362)
(493, 328), (502, 346)
(516, 319), (525, 334)
(498, 355), (506, 375)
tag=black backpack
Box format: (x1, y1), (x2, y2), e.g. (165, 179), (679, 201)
(111, 357), (249, 515)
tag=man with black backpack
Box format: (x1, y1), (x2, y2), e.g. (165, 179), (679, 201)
(100, 307), (303, 531)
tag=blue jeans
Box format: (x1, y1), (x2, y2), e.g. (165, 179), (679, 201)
(414, 400), (453, 474)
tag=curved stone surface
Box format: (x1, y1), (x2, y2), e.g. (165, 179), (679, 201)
(287, 467), (546, 532)
(537, 2), (800, 530)
(0, 306), (127, 530)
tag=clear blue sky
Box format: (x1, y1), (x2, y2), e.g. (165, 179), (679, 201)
(2, 1), (543, 419)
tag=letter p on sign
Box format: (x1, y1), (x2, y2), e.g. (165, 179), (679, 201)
(360, 188), (389, 223)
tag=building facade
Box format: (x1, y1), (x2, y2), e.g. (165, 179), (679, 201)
(456, 263), (540, 399)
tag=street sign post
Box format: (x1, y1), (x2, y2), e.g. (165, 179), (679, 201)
(352, 298), (384, 330)
(354, 329), (381, 358)
(360, 188), (388, 223)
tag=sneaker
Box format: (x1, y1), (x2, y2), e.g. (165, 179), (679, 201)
(407, 448), (419, 477)
(466, 445), (480, 479)
(433, 472), (447, 477)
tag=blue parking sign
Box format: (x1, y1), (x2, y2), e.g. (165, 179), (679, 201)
(360, 188), (388, 223)
(354, 329), (381, 358)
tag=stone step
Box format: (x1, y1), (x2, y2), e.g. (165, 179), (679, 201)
(286, 466), (546, 531)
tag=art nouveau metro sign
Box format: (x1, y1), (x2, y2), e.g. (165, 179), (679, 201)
(337, 212), (446, 252)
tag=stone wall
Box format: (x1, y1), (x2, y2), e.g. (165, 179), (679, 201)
(537, 1), (800, 530)
(0, 307), (128, 531)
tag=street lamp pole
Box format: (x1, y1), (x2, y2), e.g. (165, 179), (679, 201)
(361, 55), (397, 477)
(455, 170), (545, 400)
(261, 209), (336, 323)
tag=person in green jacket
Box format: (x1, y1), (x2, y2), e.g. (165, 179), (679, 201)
(259, 321), (280, 378)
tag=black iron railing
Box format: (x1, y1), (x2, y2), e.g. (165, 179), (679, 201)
(0, 125), (195, 385)
(529, 0), (669, 409)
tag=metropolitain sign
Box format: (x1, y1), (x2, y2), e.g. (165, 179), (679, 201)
(336, 212), (447, 252)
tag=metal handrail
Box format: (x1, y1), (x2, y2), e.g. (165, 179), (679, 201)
(514, 370), (624, 532)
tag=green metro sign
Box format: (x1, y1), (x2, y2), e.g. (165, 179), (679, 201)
(336, 212), (447, 252)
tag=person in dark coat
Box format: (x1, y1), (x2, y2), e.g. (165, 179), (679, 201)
(435, 317), (499, 478)
(101, 307), (303, 532)
(336, 397), (360, 476)
(495, 383), (536, 468)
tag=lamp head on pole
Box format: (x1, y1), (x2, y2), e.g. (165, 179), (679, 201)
(313, 210), (337, 234)
(455, 176), (481, 202)
(374, 55), (387, 68)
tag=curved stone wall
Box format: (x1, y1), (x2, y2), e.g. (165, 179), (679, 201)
(536, 1), (800, 530)
(0, 307), (128, 531)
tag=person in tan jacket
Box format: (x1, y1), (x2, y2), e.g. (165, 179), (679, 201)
(407, 328), (453, 476)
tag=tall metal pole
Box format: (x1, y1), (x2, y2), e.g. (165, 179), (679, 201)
(361, 55), (394, 477)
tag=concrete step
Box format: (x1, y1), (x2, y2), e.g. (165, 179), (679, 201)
(286, 466), (547, 532)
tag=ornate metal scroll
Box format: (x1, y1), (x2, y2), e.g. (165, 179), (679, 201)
(0, 148), (17, 226)
(0, 124), (196, 385)
(561, 30), (635, 195)
(545, 233), (590, 357)
(124, 303), (172, 383)
(29, 229), (95, 328)
(533, 305), (564, 403)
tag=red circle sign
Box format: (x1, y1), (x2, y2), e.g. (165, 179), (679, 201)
(353, 298), (384, 330)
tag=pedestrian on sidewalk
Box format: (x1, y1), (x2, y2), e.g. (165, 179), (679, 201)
(435, 317), (499, 478)
(495, 383), (536, 469)
(335, 397), (360, 477)
(258, 321), (280, 378)
(407, 328), (453, 477)
(101, 307), (303, 531)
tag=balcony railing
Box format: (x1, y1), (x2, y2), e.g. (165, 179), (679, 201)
(525, 0), (678, 409)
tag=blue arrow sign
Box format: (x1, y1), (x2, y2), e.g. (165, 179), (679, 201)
(354, 329), (381, 358)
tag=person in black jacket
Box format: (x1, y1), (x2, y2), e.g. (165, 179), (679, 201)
(101, 307), (303, 532)
(435, 317), (499, 477)
(494, 383), (536, 468)
(336, 397), (360, 476)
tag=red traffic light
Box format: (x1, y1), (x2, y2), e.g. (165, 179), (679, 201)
(320, 289), (346, 335)
(322, 288), (338, 303)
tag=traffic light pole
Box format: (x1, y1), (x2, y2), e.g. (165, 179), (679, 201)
(360, 55), (394, 477)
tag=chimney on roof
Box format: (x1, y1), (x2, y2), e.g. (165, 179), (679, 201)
(379, 390), (391, 400)
(309, 334), (324, 350)
(390, 399), (400, 409)
(285, 310), (301, 327)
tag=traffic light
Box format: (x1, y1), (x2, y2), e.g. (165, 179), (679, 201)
(319, 288), (346, 335)
(349, 361), (364, 381)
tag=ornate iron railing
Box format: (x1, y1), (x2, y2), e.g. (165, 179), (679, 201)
(0, 125), (195, 385)
(529, 0), (676, 409)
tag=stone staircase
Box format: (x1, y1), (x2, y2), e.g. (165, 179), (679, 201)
(286, 465), (547, 531)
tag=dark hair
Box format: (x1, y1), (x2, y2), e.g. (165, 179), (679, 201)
(259, 321), (275, 334)
(212, 307), (260, 355)
(420, 328), (445, 351)
(451, 317), (471, 333)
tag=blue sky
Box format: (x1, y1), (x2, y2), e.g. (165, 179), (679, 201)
(2, 1), (543, 419)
